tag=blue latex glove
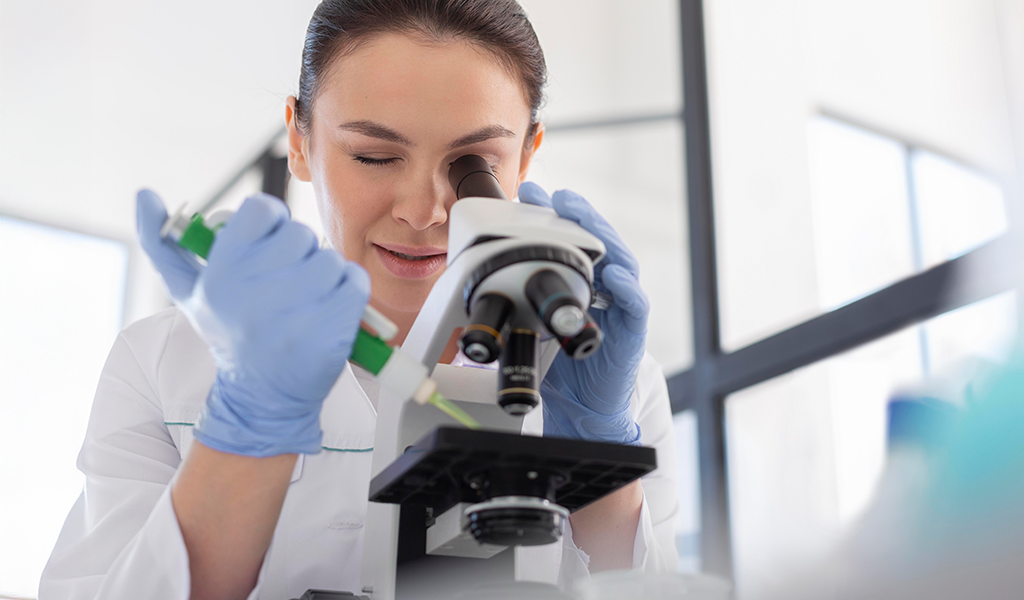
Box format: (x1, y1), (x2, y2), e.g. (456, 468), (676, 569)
(518, 183), (648, 446)
(136, 190), (370, 456)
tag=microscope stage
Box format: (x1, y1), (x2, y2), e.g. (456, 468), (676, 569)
(368, 427), (657, 515)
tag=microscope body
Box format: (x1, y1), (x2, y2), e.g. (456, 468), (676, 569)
(359, 190), (610, 597)
(357, 157), (655, 600)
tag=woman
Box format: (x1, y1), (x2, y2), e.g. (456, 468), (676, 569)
(40, 1), (679, 598)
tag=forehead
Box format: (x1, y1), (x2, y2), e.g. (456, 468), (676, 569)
(315, 32), (532, 139)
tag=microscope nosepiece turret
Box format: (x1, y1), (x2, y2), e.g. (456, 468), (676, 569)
(448, 154), (604, 416)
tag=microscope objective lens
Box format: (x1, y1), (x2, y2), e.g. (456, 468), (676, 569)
(460, 293), (515, 364)
(465, 342), (491, 363)
(550, 305), (586, 337)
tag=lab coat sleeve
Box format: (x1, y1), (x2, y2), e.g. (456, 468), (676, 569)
(37, 309), (215, 600)
(630, 352), (681, 572)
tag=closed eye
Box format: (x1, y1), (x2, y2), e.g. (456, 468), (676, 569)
(353, 155), (399, 167)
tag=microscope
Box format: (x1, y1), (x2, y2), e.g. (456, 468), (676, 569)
(348, 156), (657, 600)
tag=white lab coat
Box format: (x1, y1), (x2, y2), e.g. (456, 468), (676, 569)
(40, 307), (679, 599)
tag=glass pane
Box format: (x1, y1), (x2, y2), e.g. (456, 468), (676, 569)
(0, 218), (128, 598)
(808, 117), (915, 310)
(673, 410), (702, 573)
(913, 151), (1009, 269)
(527, 121), (692, 373)
(519, 0), (682, 123)
(725, 328), (923, 600)
(707, 0), (1017, 351)
(924, 291), (1017, 382)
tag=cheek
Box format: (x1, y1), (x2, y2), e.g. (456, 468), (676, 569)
(497, 155), (524, 199)
(313, 158), (393, 261)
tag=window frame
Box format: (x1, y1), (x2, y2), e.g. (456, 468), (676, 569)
(676, 0), (1017, 579)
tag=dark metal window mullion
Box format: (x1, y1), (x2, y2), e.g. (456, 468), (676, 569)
(261, 155), (291, 203)
(679, 0), (735, 579)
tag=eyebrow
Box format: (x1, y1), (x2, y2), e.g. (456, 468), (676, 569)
(338, 120), (414, 146)
(446, 124), (517, 150)
(337, 120), (516, 150)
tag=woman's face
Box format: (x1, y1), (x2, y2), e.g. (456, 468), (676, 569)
(286, 32), (543, 316)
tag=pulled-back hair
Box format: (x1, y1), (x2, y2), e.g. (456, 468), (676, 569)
(295, 0), (547, 139)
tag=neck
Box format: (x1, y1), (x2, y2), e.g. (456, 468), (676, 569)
(371, 300), (460, 365)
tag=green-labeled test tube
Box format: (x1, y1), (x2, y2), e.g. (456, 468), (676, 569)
(160, 208), (224, 260)
(161, 209), (481, 429)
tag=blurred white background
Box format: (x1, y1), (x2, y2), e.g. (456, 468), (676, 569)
(1, 0), (1022, 598)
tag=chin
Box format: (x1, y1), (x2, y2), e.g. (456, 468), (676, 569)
(372, 283), (433, 315)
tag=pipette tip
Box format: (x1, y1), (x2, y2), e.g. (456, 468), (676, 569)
(428, 392), (482, 429)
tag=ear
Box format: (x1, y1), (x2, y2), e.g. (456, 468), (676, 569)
(517, 122), (545, 188)
(285, 96), (312, 182)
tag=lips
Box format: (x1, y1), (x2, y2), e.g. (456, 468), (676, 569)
(373, 244), (447, 279)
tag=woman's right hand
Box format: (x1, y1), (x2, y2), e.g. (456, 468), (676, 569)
(136, 190), (370, 457)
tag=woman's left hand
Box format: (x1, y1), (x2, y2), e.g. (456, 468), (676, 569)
(518, 182), (648, 446)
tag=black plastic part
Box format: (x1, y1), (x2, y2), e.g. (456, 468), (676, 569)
(368, 427), (658, 516)
(525, 269), (581, 331)
(462, 245), (592, 312)
(459, 293), (515, 364)
(398, 504), (429, 566)
(467, 234), (508, 248)
(293, 590), (368, 600)
(449, 155), (507, 200)
(467, 507), (561, 546)
(562, 316), (604, 360)
(498, 330), (540, 415)
(463, 466), (569, 547)
(524, 269), (604, 359)
(467, 466), (565, 502)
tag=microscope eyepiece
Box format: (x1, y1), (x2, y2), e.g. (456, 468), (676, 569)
(525, 269), (603, 360)
(449, 155), (507, 200)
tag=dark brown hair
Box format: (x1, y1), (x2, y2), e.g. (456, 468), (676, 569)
(295, 0), (547, 140)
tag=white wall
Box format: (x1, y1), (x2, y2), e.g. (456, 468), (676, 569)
(0, 0), (320, 324)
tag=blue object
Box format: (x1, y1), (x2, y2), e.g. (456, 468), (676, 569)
(922, 350), (1024, 542)
(887, 396), (959, 453)
(136, 190), (371, 456)
(518, 182), (645, 446)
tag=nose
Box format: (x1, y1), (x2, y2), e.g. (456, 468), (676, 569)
(391, 168), (454, 231)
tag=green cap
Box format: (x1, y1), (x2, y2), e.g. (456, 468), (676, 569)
(350, 328), (394, 375)
(178, 214), (217, 259)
